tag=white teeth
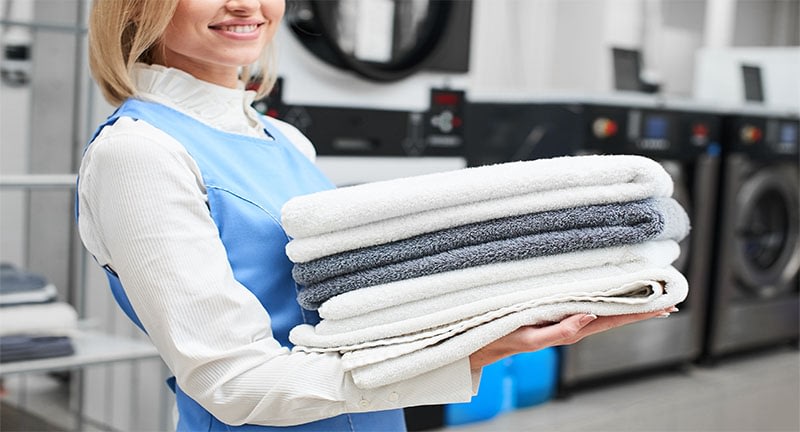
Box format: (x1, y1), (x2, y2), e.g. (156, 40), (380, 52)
(219, 25), (258, 33)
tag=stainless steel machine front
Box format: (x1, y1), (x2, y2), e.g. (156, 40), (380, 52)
(704, 112), (800, 358)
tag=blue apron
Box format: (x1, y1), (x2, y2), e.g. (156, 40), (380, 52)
(82, 99), (406, 431)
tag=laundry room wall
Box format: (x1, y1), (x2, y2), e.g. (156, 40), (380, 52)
(466, 0), (794, 99)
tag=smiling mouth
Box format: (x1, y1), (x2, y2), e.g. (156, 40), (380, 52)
(211, 24), (262, 33)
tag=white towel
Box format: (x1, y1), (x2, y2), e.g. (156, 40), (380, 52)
(283, 155), (674, 262)
(339, 281), (664, 370)
(348, 267), (686, 389)
(317, 240), (680, 320)
(312, 258), (673, 337)
(0, 302), (79, 336)
(289, 263), (685, 349)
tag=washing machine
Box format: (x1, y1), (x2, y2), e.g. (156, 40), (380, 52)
(704, 111), (800, 359)
(463, 94), (722, 388)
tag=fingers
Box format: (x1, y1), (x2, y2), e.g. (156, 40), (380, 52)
(575, 305), (679, 339)
(469, 313), (598, 369)
(469, 306), (680, 370)
(515, 313), (598, 348)
(524, 305), (680, 347)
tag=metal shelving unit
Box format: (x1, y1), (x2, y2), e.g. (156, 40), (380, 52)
(0, 175), (169, 431)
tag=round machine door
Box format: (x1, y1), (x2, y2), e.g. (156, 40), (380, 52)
(285, 0), (455, 82)
(733, 165), (800, 297)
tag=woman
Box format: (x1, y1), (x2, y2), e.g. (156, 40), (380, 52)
(77, 0), (676, 430)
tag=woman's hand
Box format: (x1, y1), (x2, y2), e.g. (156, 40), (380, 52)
(469, 306), (678, 370)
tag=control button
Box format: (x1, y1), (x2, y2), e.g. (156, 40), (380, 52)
(388, 392), (399, 402)
(740, 125), (763, 144)
(691, 122), (710, 146)
(692, 123), (709, 138)
(431, 110), (456, 133)
(592, 117), (618, 138)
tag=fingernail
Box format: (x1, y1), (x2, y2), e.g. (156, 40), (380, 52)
(658, 312), (671, 318)
(668, 306), (679, 313)
(580, 314), (598, 326)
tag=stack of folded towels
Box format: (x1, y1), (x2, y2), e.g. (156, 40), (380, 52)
(283, 154), (690, 390)
(0, 263), (77, 363)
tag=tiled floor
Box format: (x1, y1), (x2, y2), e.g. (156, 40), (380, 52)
(2, 346), (798, 431)
(438, 346), (800, 432)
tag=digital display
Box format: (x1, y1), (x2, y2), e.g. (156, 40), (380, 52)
(780, 123), (798, 144)
(643, 115), (669, 139)
(433, 92), (461, 106)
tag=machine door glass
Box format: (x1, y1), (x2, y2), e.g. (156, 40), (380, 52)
(286, 0), (459, 81)
(734, 167), (800, 297)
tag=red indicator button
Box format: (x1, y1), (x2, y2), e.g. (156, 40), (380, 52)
(692, 123), (709, 137)
(592, 118), (618, 138)
(740, 125), (763, 144)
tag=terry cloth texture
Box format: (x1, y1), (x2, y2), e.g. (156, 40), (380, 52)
(307, 257), (674, 337)
(289, 260), (684, 348)
(292, 266), (687, 389)
(295, 198), (689, 309)
(292, 197), (686, 286)
(0, 302), (79, 337)
(318, 240), (681, 320)
(283, 154), (674, 262)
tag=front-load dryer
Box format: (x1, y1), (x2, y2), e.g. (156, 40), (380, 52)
(705, 112), (800, 358)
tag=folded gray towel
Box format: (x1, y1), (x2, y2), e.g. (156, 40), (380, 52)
(0, 335), (75, 363)
(293, 198), (681, 286)
(296, 198), (689, 310)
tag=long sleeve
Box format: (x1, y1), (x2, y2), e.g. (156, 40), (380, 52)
(77, 117), (479, 426)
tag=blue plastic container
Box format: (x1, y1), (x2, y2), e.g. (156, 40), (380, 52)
(509, 347), (559, 408)
(444, 348), (559, 426)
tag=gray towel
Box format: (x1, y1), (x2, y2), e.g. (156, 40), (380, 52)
(293, 198), (680, 286)
(284, 155), (674, 262)
(0, 335), (75, 363)
(296, 198), (689, 310)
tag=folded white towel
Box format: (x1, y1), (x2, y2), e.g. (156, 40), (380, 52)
(0, 302), (79, 336)
(340, 280), (664, 371)
(348, 267), (686, 389)
(317, 240), (680, 320)
(313, 258), (671, 337)
(289, 263), (685, 349)
(283, 155), (674, 262)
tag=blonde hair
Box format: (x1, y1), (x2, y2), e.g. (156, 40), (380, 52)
(89, 0), (277, 106)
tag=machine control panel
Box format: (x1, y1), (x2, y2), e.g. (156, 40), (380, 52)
(725, 116), (799, 159)
(583, 105), (720, 160)
(253, 82), (466, 157)
(425, 89), (466, 150)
